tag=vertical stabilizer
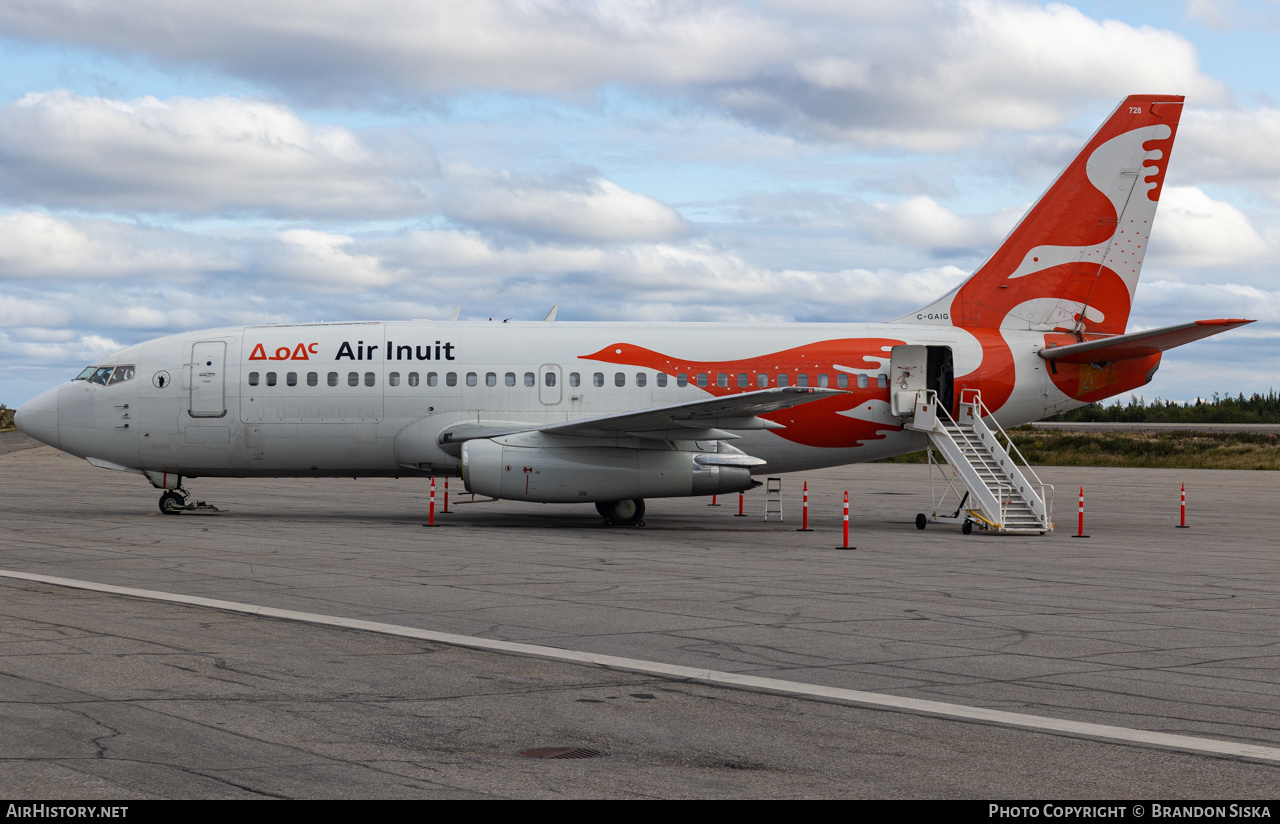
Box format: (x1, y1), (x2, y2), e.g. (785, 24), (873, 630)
(901, 95), (1183, 335)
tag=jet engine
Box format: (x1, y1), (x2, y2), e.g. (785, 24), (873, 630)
(461, 433), (760, 503)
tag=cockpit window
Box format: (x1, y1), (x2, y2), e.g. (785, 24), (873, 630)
(75, 365), (136, 386)
(87, 366), (115, 385)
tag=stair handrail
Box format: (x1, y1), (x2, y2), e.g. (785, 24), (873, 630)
(958, 388), (1054, 528)
(916, 388), (1006, 528)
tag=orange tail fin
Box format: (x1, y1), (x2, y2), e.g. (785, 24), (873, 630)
(902, 95), (1183, 335)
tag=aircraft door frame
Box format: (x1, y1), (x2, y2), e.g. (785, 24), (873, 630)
(888, 345), (928, 415)
(538, 364), (562, 405)
(189, 340), (228, 418)
(926, 345), (955, 417)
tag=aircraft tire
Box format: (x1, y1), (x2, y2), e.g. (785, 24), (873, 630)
(159, 491), (185, 515)
(601, 498), (645, 527)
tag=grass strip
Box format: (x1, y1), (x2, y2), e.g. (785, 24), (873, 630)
(879, 428), (1280, 470)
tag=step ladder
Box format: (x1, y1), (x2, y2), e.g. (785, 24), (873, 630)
(902, 389), (1053, 534)
(764, 477), (783, 521)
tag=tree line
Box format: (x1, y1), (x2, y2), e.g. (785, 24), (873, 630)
(1047, 390), (1280, 424)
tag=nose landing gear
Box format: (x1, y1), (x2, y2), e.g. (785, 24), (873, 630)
(159, 489), (187, 515)
(147, 473), (225, 515)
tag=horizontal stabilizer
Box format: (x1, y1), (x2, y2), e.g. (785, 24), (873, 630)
(541, 386), (845, 439)
(1039, 319), (1253, 364)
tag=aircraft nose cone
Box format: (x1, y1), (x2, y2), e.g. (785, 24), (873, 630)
(14, 386), (59, 449)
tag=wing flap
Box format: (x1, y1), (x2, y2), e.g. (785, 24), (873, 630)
(1039, 319), (1253, 364)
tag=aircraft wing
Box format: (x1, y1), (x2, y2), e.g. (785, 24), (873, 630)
(1038, 319), (1254, 364)
(540, 386), (846, 439)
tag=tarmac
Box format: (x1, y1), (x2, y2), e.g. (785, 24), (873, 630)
(2, 430), (1279, 798)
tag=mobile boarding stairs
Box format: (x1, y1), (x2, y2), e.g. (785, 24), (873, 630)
(900, 389), (1054, 535)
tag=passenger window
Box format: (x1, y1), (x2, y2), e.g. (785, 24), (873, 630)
(364, 372), (375, 387)
(505, 372), (516, 387)
(615, 372), (625, 387)
(818, 373), (829, 388)
(486, 372), (496, 387)
(716, 373), (728, 388)
(797, 373), (808, 387)
(408, 372), (420, 387)
(737, 373), (748, 388)
(307, 372), (318, 387)
(696, 373), (709, 388)
(328, 372), (338, 387)
(347, 372), (358, 387)
(857, 374), (867, 389)
(286, 372), (297, 387)
(837, 374), (848, 389)
(267, 372), (278, 387)
(446, 372), (457, 387)
(524, 372), (535, 387)
(427, 372), (438, 387)
(545, 372), (557, 387)
(676, 373), (688, 387)
(389, 372), (400, 387)
(656, 373), (667, 387)
(466, 372), (477, 387)
(777, 374), (788, 387)
(569, 372), (581, 387)
(248, 372), (260, 387)
(636, 373), (646, 387)
(877, 374), (888, 388)
(593, 372), (604, 387)
(757, 374), (768, 388)
(108, 365), (135, 385)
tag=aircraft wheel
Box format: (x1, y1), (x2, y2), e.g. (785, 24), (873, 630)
(915, 513), (927, 530)
(601, 498), (645, 527)
(961, 519), (973, 535)
(159, 491), (185, 515)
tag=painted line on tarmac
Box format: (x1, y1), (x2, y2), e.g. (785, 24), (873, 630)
(5, 567), (1279, 764)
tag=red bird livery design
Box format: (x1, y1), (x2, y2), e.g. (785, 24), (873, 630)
(15, 95), (1253, 529)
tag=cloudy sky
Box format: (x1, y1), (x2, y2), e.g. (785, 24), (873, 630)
(1, 0), (1277, 407)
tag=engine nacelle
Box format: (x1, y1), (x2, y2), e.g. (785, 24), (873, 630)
(461, 436), (757, 503)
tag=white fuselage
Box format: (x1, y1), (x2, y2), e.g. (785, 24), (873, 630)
(19, 319), (1071, 487)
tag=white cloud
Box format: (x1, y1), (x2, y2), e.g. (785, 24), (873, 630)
(267, 230), (403, 291)
(0, 296), (69, 328)
(443, 171), (690, 243)
(1177, 106), (1280, 197)
(860, 197), (1025, 254)
(0, 2), (1227, 148)
(0, 91), (438, 217)
(706, 0), (1228, 148)
(1148, 186), (1268, 269)
(0, 1), (790, 98)
(0, 212), (240, 279)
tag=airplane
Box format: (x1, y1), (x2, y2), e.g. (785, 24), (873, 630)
(14, 94), (1253, 529)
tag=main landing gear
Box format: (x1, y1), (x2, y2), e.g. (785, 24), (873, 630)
(596, 498), (646, 527)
